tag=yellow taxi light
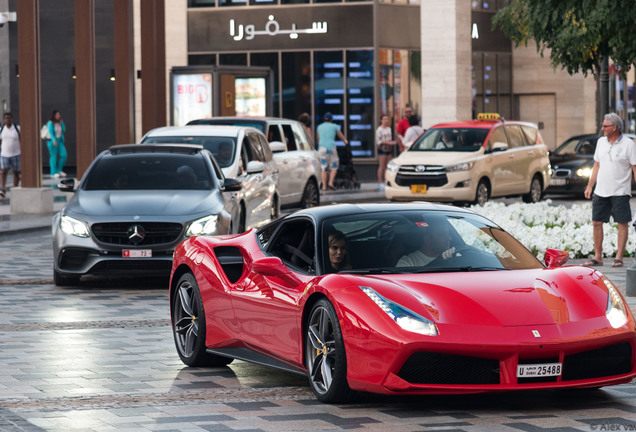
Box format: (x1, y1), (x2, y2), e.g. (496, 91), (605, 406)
(477, 113), (502, 121)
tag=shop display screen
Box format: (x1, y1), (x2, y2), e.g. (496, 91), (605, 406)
(235, 78), (266, 117)
(173, 73), (213, 126)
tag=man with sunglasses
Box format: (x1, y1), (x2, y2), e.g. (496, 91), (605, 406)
(584, 113), (636, 267)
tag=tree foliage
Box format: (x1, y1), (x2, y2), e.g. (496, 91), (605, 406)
(493, 0), (636, 77)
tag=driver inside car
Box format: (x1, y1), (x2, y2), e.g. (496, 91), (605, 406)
(397, 219), (456, 267)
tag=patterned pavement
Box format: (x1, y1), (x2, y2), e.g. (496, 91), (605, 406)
(1, 233), (636, 431)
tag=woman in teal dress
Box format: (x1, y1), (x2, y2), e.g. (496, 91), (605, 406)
(47, 110), (67, 178)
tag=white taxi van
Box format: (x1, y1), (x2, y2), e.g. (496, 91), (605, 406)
(385, 113), (551, 205)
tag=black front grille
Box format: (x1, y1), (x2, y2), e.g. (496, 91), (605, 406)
(90, 259), (172, 275)
(398, 352), (500, 385)
(562, 342), (632, 381)
(395, 165), (448, 187)
(553, 169), (571, 178)
(92, 222), (183, 246)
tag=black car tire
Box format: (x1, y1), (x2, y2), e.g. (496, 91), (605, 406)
(53, 270), (80, 287)
(171, 272), (233, 367)
(301, 180), (320, 208)
(305, 298), (353, 403)
(474, 179), (490, 206)
(522, 175), (543, 203)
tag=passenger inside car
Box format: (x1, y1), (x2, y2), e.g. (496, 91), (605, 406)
(326, 230), (351, 273)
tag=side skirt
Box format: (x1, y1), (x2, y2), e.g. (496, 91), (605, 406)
(207, 347), (306, 376)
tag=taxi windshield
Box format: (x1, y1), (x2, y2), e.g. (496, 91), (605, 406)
(410, 128), (489, 152)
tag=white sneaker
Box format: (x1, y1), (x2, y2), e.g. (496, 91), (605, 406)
(53, 173), (61, 179)
(59, 171), (67, 177)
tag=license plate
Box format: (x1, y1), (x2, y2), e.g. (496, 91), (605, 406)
(123, 249), (152, 258)
(516, 362), (562, 378)
(410, 184), (427, 194)
(550, 178), (567, 186)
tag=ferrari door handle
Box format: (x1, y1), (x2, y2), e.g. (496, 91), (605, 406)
(508, 154), (515, 158)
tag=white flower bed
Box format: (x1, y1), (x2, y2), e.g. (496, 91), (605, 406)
(469, 200), (636, 260)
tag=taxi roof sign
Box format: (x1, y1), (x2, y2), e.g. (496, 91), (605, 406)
(477, 113), (504, 121)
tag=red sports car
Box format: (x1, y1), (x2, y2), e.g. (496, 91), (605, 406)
(169, 203), (636, 403)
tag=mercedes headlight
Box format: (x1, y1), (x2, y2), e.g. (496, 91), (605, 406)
(186, 215), (219, 237)
(445, 161), (474, 172)
(603, 276), (629, 328)
(386, 160), (399, 173)
(360, 286), (438, 336)
(60, 215), (89, 238)
(576, 166), (593, 177)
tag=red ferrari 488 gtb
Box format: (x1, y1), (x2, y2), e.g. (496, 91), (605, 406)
(169, 203), (636, 403)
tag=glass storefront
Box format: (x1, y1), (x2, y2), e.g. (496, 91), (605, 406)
(187, 3), (420, 159)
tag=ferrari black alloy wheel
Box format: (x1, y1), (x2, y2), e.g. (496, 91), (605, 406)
(172, 272), (232, 367)
(305, 298), (353, 403)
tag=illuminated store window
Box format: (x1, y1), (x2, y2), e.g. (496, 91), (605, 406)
(346, 50), (374, 157)
(251, 52), (281, 117)
(250, 0), (276, 5)
(282, 52), (311, 123)
(378, 49), (393, 121)
(314, 51), (345, 141)
(281, 0), (309, 3)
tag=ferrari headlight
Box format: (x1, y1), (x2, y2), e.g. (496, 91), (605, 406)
(186, 215), (219, 237)
(386, 160), (399, 173)
(360, 286), (438, 336)
(576, 166), (593, 177)
(60, 215), (89, 238)
(603, 276), (629, 328)
(445, 161), (474, 172)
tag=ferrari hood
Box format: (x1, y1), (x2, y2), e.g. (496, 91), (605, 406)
(67, 189), (219, 217)
(357, 267), (606, 327)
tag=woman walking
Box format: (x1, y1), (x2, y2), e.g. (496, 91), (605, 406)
(376, 114), (396, 188)
(46, 110), (67, 178)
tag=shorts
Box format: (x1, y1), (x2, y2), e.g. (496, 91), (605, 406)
(592, 194), (632, 223)
(0, 155), (21, 172)
(319, 147), (339, 171)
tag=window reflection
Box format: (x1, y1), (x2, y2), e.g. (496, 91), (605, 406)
(282, 52), (311, 123)
(347, 50), (374, 157)
(251, 52), (280, 117)
(314, 51), (344, 140)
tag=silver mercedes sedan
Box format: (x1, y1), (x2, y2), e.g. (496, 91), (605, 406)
(52, 144), (242, 286)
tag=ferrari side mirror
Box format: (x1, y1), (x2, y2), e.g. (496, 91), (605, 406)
(544, 248), (569, 268)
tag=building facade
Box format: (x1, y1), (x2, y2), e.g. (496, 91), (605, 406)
(1, 0), (634, 174)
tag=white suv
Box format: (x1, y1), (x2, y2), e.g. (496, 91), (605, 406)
(187, 117), (321, 208)
(142, 126), (280, 231)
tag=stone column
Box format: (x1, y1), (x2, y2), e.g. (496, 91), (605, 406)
(419, 0), (472, 127)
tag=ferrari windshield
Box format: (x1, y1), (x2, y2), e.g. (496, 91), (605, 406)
(410, 128), (489, 152)
(142, 136), (237, 168)
(321, 210), (542, 274)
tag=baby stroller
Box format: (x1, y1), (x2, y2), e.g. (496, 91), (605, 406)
(333, 143), (360, 190)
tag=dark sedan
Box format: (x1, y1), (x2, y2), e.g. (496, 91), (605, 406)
(548, 133), (636, 195)
(52, 144), (241, 286)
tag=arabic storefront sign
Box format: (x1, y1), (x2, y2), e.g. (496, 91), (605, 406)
(188, 4), (373, 52)
(230, 15), (327, 41)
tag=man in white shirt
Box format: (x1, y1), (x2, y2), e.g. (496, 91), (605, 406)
(0, 112), (21, 198)
(397, 219), (456, 267)
(584, 112), (636, 267)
